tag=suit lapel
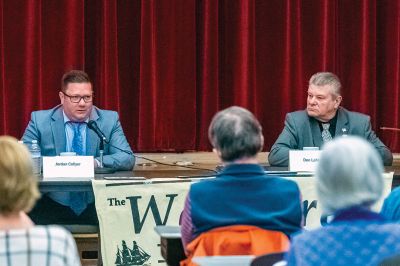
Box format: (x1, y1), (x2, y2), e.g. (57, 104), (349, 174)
(87, 107), (100, 156)
(335, 107), (349, 137)
(309, 117), (323, 148)
(51, 106), (66, 156)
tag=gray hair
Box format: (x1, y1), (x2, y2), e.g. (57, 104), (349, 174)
(309, 72), (342, 96)
(316, 136), (384, 214)
(208, 106), (263, 162)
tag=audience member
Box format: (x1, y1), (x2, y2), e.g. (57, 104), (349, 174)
(0, 136), (80, 266)
(286, 136), (400, 266)
(268, 72), (392, 166)
(181, 106), (303, 249)
(381, 187), (400, 221)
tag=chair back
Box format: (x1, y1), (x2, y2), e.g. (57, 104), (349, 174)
(181, 225), (289, 266)
(251, 252), (286, 266)
(64, 224), (101, 266)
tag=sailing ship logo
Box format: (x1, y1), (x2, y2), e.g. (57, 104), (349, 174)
(115, 240), (151, 265)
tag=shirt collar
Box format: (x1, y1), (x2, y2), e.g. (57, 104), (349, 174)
(218, 163), (266, 176)
(314, 110), (338, 131)
(332, 205), (386, 223)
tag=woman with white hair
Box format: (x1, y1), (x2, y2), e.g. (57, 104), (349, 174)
(0, 136), (80, 266)
(286, 136), (400, 266)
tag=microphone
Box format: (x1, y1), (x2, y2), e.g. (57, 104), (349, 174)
(87, 120), (114, 174)
(87, 120), (108, 143)
(87, 121), (218, 175)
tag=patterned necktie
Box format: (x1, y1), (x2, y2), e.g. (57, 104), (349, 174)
(71, 122), (84, 155)
(70, 192), (87, 216)
(70, 122), (87, 215)
(322, 123), (333, 142)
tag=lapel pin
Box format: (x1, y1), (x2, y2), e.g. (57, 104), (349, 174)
(341, 128), (348, 136)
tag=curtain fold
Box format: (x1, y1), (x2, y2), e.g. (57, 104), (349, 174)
(0, 0), (399, 152)
(377, 0), (400, 150)
(195, 0), (219, 148)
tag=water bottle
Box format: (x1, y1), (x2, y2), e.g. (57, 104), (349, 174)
(30, 140), (42, 175)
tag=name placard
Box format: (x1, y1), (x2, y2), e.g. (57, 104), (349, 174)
(43, 156), (94, 178)
(289, 150), (321, 172)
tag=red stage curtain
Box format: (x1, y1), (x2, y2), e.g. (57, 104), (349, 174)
(0, 0), (399, 152)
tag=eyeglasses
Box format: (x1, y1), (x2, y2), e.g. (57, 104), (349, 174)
(62, 91), (93, 103)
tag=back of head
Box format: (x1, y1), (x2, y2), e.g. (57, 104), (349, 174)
(61, 70), (91, 92)
(208, 106), (263, 162)
(316, 136), (384, 214)
(309, 72), (342, 96)
(0, 136), (40, 215)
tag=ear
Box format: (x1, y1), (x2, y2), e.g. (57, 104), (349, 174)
(259, 135), (264, 152)
(334, 95), (342, 108)
(59, 91), (64, 104)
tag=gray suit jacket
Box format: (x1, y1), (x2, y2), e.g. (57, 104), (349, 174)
(268, 107), (393, 166)
(22, 105), (135, 170)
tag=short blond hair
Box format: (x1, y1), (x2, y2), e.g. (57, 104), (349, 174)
(0, 136), (40, 215)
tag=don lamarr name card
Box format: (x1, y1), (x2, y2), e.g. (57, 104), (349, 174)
(289, 150), (321, 172)
(43, 156), (94, 178)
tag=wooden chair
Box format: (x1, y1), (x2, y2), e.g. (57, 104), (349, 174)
(64, 224), (101, 266)
(154, 225), (186, 266)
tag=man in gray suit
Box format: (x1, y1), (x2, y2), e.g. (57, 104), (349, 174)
(22, 70), (135, 224)
(268, 72), (393, 167)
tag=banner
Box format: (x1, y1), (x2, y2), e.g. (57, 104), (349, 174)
(92, 172), (394, 265)
(92, 179), (193, 266)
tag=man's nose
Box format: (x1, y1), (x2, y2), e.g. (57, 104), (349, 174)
(78, 98), (86, 105)
(308, 97), (316, 104)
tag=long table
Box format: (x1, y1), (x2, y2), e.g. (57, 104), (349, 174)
(39, 165), (400, 193)
(38, 164), (216, 192)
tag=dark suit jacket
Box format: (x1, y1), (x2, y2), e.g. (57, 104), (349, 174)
(268, 107), (393, 166)
(22, 104), (135, 170)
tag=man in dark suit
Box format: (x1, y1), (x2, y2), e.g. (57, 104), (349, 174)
(268, 72), (393, 167)
(22, 70), (135, 224)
